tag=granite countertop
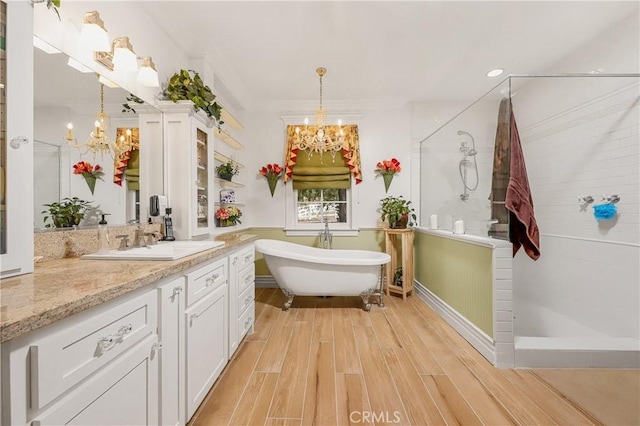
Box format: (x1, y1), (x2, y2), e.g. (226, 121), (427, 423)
(0, 234), (257, 343)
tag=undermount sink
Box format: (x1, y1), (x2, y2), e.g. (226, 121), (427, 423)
(81, 240), (226, 261)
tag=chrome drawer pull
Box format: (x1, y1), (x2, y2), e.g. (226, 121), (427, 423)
(97, 323), (132, 352)
(244, 274), (253, 284)
(244, 254), (253, 262)
(172, 286), (183, 297)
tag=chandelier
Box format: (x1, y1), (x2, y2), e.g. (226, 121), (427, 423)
(294, 67), (345, 162)
(65, 82), (136, 159)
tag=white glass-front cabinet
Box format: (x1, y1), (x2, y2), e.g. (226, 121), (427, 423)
(1, 1), (34, 278)
(161, 101), (215, 239)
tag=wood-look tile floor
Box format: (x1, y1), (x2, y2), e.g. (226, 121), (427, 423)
(190, 289), (640, 426)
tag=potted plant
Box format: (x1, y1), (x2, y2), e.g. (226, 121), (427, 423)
(42, 197), (92, 228)
(162, 69), (224, 127)
(380, 195), (416, 228)
(216, 161), (239, 181)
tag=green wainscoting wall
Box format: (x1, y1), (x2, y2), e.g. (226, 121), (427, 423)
(239, 228), (385, 276)
(414, 232), (493, 336)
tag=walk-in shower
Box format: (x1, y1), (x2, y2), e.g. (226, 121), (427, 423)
(458, 130), (478, 201)
(418, 73), (639, 368)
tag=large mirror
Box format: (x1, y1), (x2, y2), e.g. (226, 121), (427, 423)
(33, 37), (162, 230)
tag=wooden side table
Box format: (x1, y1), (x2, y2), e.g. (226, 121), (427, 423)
(384, 228), (414, 300)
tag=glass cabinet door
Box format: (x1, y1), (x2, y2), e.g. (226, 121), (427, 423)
(1, 1), (34, 278)
(196, 127), (209, 229)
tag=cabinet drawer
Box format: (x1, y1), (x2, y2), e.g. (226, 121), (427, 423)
(238, 263), (255, 295)
(186, 256), (227, 306)
(236, 245), (255, 270)
(237, 281), (255, 317)
(29, 290), (157, 410)
(237, 301), (255, 341)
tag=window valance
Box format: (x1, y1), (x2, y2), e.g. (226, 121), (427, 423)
(284, 124), (362, 188)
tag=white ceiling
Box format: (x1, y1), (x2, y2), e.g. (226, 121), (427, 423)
(143, 1), (639, 110)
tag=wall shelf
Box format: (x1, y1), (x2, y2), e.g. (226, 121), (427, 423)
(213, 151), (244, 168)
(214, 202), (245, 208)
(215, 178), (244, 188)
(221, 108), (244, 131)
(214, 128), (244, 150)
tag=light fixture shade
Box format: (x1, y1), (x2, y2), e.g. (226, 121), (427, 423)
(137, 57), (160, 87)
(112, 37), (138, 72)
(80, 11), (110, 52)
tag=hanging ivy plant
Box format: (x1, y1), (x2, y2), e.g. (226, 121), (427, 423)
(122, 93), (144, 114)
(33, 0), (61, 20)
(162, 69), (224, 127)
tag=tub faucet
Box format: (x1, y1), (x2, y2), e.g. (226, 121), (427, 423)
(319, 218), (333, 249)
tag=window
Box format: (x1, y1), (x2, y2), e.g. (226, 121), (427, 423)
(297, 188), (347, 223)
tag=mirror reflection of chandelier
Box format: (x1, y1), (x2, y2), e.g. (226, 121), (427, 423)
(294, 67), (345, 161)
(65, 82), (136, 159)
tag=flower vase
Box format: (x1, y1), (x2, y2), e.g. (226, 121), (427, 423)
(382, 173), (394, 193)
(83, 174), (97, 195)
(266, 175), (278, 197)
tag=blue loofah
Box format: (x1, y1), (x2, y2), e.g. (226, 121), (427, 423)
(592, 203), (617, 221)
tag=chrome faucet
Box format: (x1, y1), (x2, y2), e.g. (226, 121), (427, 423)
(133, 225), (147, 248)
(319, 216), (333, 249)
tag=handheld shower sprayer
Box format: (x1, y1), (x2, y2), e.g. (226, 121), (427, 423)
(457, 130), (479, 201)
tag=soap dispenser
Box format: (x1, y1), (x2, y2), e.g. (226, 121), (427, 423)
(97, 214), (111, 254)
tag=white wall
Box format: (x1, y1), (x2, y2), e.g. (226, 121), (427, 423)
(512, 13), (640, 340)
(241, 105), (412, 229)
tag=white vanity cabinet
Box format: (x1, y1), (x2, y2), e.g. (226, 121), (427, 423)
(157, 276), (186, 426)
(1, 243), (255, 426)
(184, 258), (229, 421)
(2, 287), (160, 425)
(228, 244), (256, 354)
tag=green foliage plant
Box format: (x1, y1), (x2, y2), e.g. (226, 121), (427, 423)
(215, 161), (240, 179)
(42, 197), (92, 228)
(122, 93), (144, 114)
(163, 69), (224, 127)
(380, 195), (416, 228)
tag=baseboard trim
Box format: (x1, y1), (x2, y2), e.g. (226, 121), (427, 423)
(413, 280), (496, 365)
(255, 275), (278, 288)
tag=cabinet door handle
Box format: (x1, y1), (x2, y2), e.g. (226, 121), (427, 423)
(244, 274), (253, 284)
(152, 342), (163, 352)
(244, 317), (253, 330)
(233, 257), (238, 265)
(97, 323), (132, 352)
(171, 286), (183, 298)
(190, 312), (201, 322)
(244, 295), (252, 307)
(244, 254), (253, 262)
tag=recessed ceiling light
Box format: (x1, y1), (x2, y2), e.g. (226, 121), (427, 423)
(486, 68), (504, 77)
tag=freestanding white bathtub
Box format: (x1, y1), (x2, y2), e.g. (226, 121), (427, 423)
(254, 239), (391, 311)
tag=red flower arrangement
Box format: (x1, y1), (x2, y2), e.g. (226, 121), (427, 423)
(375, 158), (402, 193)
(73, 161), (104, 195)
(259, 163), (283, 197)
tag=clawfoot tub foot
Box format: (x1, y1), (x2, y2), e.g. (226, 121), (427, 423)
(360, 290), (373, 312)
(281, 288), (295, 311)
